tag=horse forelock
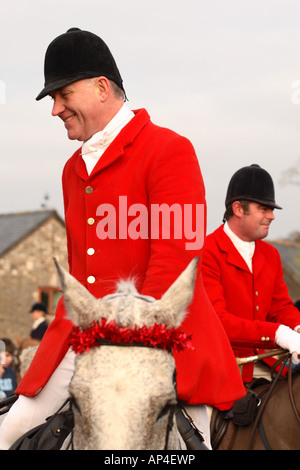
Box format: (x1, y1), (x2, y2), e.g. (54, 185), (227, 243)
(109, 279), (156, 303)
(99, 280), (156, 327)
(115, 279), (139, 295)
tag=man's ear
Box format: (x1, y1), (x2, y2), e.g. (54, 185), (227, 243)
(232, 201), (244, 218)
(95, 76), (110, 102)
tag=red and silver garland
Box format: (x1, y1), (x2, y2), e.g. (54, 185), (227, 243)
(70, 317), (194, 355)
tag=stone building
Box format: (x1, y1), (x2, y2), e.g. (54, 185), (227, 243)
(0, 210), (68, 340)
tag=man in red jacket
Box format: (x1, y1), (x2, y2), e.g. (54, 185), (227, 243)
(0, 28), (245, 449)
(202, 164), (300, 383)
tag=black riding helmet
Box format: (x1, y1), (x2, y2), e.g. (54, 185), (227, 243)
(36, 27), (126, 101)
(225, 164), (282, 210)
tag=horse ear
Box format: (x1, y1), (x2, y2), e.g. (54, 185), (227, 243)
(53, 258), (107, 328)
(151, 257), (199, 328)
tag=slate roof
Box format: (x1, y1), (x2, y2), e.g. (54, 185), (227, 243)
(0, 210), (64, 256)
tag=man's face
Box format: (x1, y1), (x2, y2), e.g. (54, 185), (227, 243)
(238, 202), (275, 241)
(30, 310), (44, 321)
(50, 79), (104, 142)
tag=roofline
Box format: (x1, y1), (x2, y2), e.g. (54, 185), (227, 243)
(0, 209), (65, 257)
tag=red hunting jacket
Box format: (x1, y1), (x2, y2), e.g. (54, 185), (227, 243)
(17, 109), (245, 409)
(202, 225), (300, 382)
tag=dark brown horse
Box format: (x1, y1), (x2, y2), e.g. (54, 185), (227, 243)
(211, 353), (300, 450)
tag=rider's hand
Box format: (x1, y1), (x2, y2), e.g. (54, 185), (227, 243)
(275, 325), (300, 363)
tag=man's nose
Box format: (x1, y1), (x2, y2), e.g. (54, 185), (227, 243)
(268, 209), (275, 220)
(51, 97), (65, 116)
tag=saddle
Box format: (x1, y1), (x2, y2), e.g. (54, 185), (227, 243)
(4, 397), (208, 450)
(8, 398), (74, 450)
(210, 378), (270, 450)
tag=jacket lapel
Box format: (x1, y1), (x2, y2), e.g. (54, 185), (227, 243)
(214, 225), (252, 273)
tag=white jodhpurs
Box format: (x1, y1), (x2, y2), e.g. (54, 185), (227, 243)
(0, 349), (75, 450)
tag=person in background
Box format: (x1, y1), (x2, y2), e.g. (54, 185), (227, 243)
(202, 164), (300, 383)
(29, 303), (49, 341)
(0, 338), (17, 399)
(0, 338), (17, 372)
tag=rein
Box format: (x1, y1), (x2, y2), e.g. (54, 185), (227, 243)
(287, 357), (300, 428)
(246, 352), (300, 450)
(246, 353), (290, 450)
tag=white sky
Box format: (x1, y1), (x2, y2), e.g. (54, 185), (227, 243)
(1, 0), (300, 240)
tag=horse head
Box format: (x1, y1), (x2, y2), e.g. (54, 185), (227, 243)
(54, 258), (198, 450)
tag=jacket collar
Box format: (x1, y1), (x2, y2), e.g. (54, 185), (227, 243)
(74, 108), (150, 181)
(213, 224), (266, 275)
(81, 104), (134, 175)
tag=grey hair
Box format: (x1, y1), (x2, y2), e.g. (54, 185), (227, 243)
(88, 77), (125, 101)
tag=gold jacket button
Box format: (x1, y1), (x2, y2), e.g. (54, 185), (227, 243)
(87, 217), (95, 225)
(87, 248), (95, 255)
(261, 337), (266, 341)
(85, 186), (93, 194)
(87, 276), (96, 284)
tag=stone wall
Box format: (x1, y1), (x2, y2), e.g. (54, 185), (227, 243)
(0, 215), (68, 341)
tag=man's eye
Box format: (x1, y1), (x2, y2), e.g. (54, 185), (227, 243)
(61, 90), (74, 98)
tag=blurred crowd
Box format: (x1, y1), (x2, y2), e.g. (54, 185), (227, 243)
(0, 302), (49, 400)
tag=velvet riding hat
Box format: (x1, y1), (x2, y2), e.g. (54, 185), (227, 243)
(225, 164), (282, 210)
(36, 27), (125, 100)
(29, 302), (48, 314)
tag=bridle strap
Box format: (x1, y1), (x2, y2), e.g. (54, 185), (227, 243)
(96, 338), (166, 350)
(246, 352), (290, 450)
(164, 405), (176, 450)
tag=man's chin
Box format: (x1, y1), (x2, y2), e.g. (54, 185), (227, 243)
(260, 226), (271, 239)
(66, 130), (82, 141)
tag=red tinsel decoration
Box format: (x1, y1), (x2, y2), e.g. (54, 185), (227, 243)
(70, 318), (194, 355)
